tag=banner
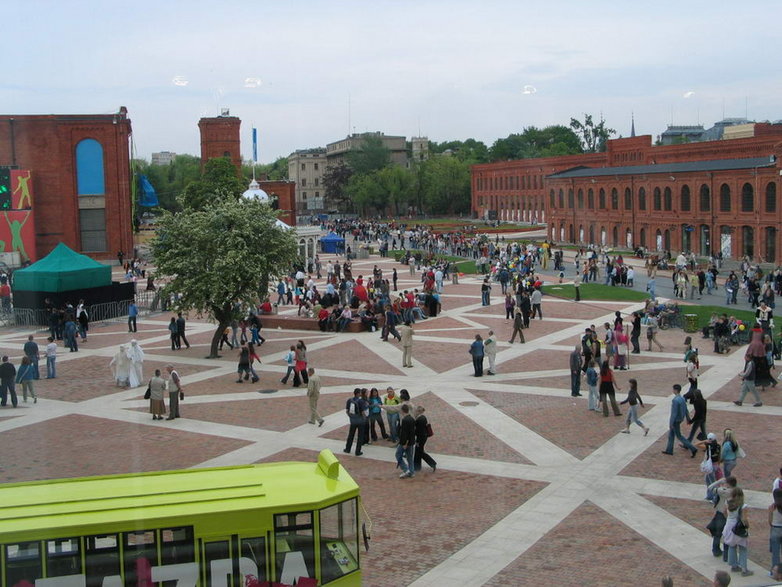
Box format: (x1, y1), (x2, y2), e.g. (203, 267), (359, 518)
(0, 210), (36, 262)
(252, 128), (258, 163)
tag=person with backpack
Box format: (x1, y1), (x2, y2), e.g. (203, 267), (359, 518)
(280, 345), (296, 385)
(585, 360), (600, 412)
(344, 388), (368, 456)
(694, 433), (722, 502)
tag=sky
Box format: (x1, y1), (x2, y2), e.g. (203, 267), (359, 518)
(4, 0), (781, 163)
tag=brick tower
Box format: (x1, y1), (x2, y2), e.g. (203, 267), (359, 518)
(198, 114), (241, 172)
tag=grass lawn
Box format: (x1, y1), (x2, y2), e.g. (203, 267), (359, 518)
(677, 304), (756, 328)
(389, 250), (477, 274)
(542, 283), (650, 302)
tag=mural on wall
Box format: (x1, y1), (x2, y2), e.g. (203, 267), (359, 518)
(0, 169), (37, 262)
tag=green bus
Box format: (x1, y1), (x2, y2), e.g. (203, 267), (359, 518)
(0, 450), (362, 587)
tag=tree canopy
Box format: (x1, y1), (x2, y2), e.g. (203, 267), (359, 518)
(570, 114), (616, 153)
(489, 126), (583, 161)
(151, 197), (298, 358)
(345, 135), (391, 174)
(134, 154), (201, 212)
(179, 157), (245, 211)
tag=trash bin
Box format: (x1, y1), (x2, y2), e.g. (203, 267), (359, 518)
(683, 314), (698, 333)
(357, 248), (369, 260)
(452, 273), (459, 285)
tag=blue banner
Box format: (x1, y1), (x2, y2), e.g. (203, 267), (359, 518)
(138, 175), (159, 207)
(252, 128), (258, 163)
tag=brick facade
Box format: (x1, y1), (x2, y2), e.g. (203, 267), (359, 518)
(198, 116), (242, 172)
(0, 110), (133, 261)
(472, 127), (782, 261)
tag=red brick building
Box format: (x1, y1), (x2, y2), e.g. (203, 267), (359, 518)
(0, 109), (134, 261)
(472, 125), (782, 261)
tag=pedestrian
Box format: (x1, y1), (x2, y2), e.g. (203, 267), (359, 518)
(128, 300), (138, 333)
(280, 345), (296, 385)
(769, 488), (782, 576)
(574, 272), (582, 302)
(176, 312), (190, 349)
(694, 433), (722, 502)
(246, 342), (261, 383)
(396, 403), (416, 478)
(76, 301), (89, 341)
(734, 353), (762, 407)
(367, 387), (387, 440)
(585, 359), (599, 411)
(63, 315), (79, 352)
(236, 343), (252, 383)
(509, 307), (525, 343)
(23, 334), (40, 379)
(15, 356), (36, 403)
(620, 378), (649, 435)
(168, 317), (179, 350)
(469, 334), (484, 377)
(662, 384), (698, 457)
(295, 340), (309, 386)
(392, 267), (398, 292)
(530, 287), (543, 319)
(0, 356), (16, 408)
(485, 330), (498, 375)
(45, 336), (57, 379)
(598, 360), (622, 417)
(481, 278), (491, 306)
(684, 388), (708, 442)
(630, 312), (641, 354)
(707, 475), (738, 559)
(165, 364), (183, 420)
(686, 353), (699, 393)
(109, 344), (131, 387)
(306, 367), (324, 427)
(720, 429), (742, 478)
(570, 345), (582, 397)
(646, 315), (664, 351)
(344, 388), (368, 456)
(504, 293), (515, 319)
(413, 406), (437, 472)
(399, 321), (414, 368)
(147, 368), (167, 420)
(219, 326), (233, 351)
(127, 340), (144, 388)
(383, 387), (401, 443)
(722, 487), (753, 576)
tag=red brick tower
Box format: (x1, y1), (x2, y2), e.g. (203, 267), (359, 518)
(198, 115), (241, 172)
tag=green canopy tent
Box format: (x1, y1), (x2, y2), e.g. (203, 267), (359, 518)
(13, 243), (112, 292)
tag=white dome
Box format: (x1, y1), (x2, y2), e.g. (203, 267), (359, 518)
(242, 178), (271, 201)
(275, 219), (291, 230)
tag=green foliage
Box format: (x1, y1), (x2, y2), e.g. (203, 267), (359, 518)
(489, 126), (583, 161)
(151, 198), (298, 358)
(429, 139), (489, 163)
(323, 162), (354, 212)
(243, 157), (289, 181)
(135, 154), (202, 211)
(419, 156), (471, 214)
(179, 157), (245, 211)
(569, 114), (616, 153)
(345, 135), (391, 174)
(346, 172), (387, 216)
(541, 283), (649, 301)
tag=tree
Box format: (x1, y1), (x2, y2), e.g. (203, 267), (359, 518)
(135, 154), (202, 212)
(322, 162), (354, 212)
(429, 139), (489, 163)
(420, 156), (471, 214)
(570, 114), (616, 153)
(180, 157), (245, 210)
(151, 197), (298, 359)
(243, 156), (289, 182)
(345, 135), (391, 174)
(346, 172), (387, 216)
(489, 126), (583, 161)
(376, 165), (413, 215)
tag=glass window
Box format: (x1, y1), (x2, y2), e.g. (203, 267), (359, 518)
(203, 540), (229, 587)
(700, 184), (710, 211)
(598, 189), (605, 209)
(624, 188), (632, 210)
(664, 187), (672, 211)
(767, 182), (777, 213)
(680, 185), (691, 211)
(741, 182), (754, 212)
(240, 537), (267, 584)
(274, 512), (314, 585)
(720, 184), (731, 211)
(79, 208), (107, 252)
(75, 139), (105, 195)
(46, 537), (82, 578)
(588, 188), (594, 209)
(319, 499), (359, 585)
(653, 187), (661, 210)
(314, 163), (319, 170)
(638, 187), (646, 210)
(86, 534), (120, 587)
(611, 188), (618, 210)
(123, 530), (156, 587)
(6, 541), (43, 587)
(160, 527), (195, 587)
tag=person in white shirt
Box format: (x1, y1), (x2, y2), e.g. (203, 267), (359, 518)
(45, 336), (58, 379)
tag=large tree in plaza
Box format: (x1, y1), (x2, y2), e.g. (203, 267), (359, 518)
(151, 196), (299, 358)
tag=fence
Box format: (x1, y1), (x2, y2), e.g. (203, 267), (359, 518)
(10, 293), (162, 329)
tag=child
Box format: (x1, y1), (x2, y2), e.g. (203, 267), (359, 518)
(620, 378), (649, 435)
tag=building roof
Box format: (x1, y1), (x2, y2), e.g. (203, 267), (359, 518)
(547, 156), (776, 180)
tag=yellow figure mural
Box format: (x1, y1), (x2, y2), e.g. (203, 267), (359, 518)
(13, 171), (32, 209)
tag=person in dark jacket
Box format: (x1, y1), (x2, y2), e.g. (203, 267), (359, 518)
(396, 404), (416, 478)
(413, 406), (437, 473)
(630, 312), (642, 354)
(469, 334), (484, 377)
(620, 378), (648, 435)
(0, 355), (17, 407)
(344, 389), (368, 456)
(685, 388), (708, 441)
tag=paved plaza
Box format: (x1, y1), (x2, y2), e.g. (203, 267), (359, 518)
(1, 249), (779, 586)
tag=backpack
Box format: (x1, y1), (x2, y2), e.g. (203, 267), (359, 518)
(586, 368), (598, 386)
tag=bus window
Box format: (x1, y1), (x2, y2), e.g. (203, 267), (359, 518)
(6, 542), (42, 587)
(202, 541), (229, 587)
(123, 531), (156, 587)
(274, 512), (314, 585)
(46, 538), (82, 578)
(319, 499), (358, 584)
(160, 528), (195, 587)
(85, 535), (120, 587)
(240, 538), (266, 584)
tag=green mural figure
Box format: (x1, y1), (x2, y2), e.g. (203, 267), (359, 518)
(4, 212), (30, 261)
(13, 171), (32, 209)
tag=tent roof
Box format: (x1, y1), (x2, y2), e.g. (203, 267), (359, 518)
(13, 243), (112, 292)
(321, 232), (344, 242)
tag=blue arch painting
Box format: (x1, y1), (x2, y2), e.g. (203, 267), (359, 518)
(75, 139), (105, 195)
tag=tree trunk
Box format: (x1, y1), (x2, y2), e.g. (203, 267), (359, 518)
(208, 322), (227, 359)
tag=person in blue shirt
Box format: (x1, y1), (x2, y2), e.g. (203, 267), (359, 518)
(662, 384), (697, 456)
(469, 334), (485, 377)
(128, 301), (138, 333)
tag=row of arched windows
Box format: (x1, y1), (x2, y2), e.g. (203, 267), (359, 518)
(549, 182), (777, 213)
(477, 174), (544, 191)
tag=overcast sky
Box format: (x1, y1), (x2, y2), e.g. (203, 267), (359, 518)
(4, 0), (780, 163)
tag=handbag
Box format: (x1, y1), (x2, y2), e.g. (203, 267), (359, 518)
(426, 423), (434, 437)
(179, 390), (185, 400)
(737, 446), (747, 459)
(143, 385), (151, 400)
(699, 446), (714, 474)
(733, 507), (748, 538)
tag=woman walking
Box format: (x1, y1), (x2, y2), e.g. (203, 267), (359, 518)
(646, 315), (664, 351)
(614, 327), (629, 370)
(294, 340), (309, 387)
(686, 388), (708, 442)
(168, 317), (179, 351)
(619, 378), (648, 434)
(769, 488), (782, 575)
(599, 360), (622, 417)
(720, 429), (741, 479)
(368, 388), (388, 442)
(16, 356), (36, 403)
(469, 334), (484, 377)
(694, 432), (722, 502)
(247, 342), (261, 384)
(413, 406), (437, 472)
(148, 369), (167, 420)
(722, 487), (753, 577)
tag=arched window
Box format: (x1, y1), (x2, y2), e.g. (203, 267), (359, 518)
(680, 185), (691, 212)
(75, 138), (105, 195)
(558, 189), (564, 208)
(611, 188), (618, 210)
(663, 187), (672, 211)
(766, 182), (777, 213)
(549, 189), (556, 208)
(653, 187), (661, 211)
(741, 182), (754, 212)
(587, 188), (594, 209)
(640, 228), (646, 247)
(638, 187), (646, 210)
(624, 188), (632, 210)
(612, 226), (618, 246)
(766, 226), (777, 263)
(598, 188), (606, 209)
(567, 189), (574, 208)
(699, 184), (710, 211)
(577, 189), (584, 209)
(720, 184), (731, 212)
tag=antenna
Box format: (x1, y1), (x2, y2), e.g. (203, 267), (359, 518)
(347, 94), (351, 137)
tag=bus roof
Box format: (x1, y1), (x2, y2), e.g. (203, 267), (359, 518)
(0, 451), (359, 537)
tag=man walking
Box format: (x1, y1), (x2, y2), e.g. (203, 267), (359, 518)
(469, 334), (484, 377)
(509, 307), (525, 343)
(734, 353), (763, 407)
(570, 345), (583, 397)
(23, 335), (40, 379)
(397, 404), (416, 478)
(45, 337), (57, 379)
(165, 364), (183, 420)
(662, 384), (697, 456)
(344, 389), (368, 456)
(399, 321), (414, 368)
(176, 312), (190, 349)
(306, 367), (324, 426)
(530, 287), (543, 320)
(0, 356), (17, 407)
(485, 330), (498, 375)
(128, 300), (138, 333)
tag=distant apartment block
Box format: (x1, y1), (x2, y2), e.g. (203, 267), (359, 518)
(151, 151), (176, 166)
(287, 148), (327, 213)
(325, 132), (408, 168)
